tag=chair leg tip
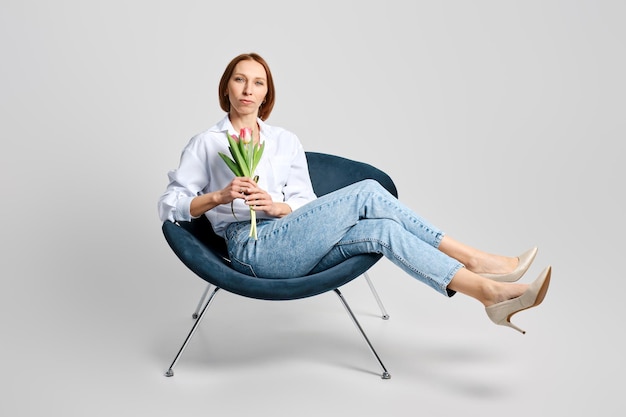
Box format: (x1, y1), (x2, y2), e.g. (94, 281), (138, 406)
(381, 372), (391, 379)
(165, 369), (174, 377)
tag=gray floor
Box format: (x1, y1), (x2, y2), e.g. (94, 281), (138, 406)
(3, 232), (622, 416)
(2, 1), (624, 415)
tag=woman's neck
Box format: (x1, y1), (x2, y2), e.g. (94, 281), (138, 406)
(229, 114), (260, 142)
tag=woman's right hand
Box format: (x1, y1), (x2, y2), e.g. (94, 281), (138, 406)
(222, 177), (259, 204)
(190, 177), (258, 217)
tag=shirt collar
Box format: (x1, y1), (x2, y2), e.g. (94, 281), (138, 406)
(214, 114), (269, 137)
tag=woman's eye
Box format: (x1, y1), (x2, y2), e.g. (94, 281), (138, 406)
(234, 77), (244, 82)
(255, 81), (264, 86)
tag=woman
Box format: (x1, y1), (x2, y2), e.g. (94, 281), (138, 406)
(158, 52), (551, 334)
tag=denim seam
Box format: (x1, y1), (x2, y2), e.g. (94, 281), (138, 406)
(443, 263), (463, 294)
(374, 193), (441, 245)
(336, 237), (445, 294)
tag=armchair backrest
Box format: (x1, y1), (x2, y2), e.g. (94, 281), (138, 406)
(305, 152), (398, 198)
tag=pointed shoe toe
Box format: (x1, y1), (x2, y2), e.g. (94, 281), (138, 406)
(481, 246), (538, 282)
(485, 265), (552, 334)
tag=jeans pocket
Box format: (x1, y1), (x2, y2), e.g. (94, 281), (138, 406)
(229, 256), (257, 277)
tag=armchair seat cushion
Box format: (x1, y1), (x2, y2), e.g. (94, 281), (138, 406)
(163, 219), (381, 300)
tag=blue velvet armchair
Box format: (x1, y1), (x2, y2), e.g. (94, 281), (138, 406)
(161, 151), (398, 379)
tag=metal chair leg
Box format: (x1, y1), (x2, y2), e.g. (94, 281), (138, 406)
(363, 272), (389, 320)
(165, 286), (221, 377)
(334, 288), (391, 379)
(192, 283), (213, 319)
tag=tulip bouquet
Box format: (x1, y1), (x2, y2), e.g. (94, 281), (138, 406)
(218, 127), (265, 239)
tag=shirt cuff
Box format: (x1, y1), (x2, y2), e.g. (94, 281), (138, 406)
(175, 196), (195, 221)
(284, 198), (309, 213)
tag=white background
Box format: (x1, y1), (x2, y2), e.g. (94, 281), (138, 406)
(1, 1), (624, 416)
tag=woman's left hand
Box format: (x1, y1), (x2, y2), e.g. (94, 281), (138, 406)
(242, 182), (291, 218)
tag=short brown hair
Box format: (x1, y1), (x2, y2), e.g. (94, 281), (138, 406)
(218, 52), (275, 121)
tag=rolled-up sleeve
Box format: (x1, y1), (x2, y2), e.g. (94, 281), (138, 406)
(157, 145), (209, 222)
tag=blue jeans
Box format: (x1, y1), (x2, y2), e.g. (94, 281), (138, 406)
(225, 179), (462, 297)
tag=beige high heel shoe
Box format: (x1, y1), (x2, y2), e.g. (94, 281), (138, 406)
(481, 247), (538, 282)
(485, 266), (552, 334)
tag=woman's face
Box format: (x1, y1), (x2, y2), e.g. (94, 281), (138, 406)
(226, 59), (268, 118)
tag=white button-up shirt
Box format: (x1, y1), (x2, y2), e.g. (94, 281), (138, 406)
(158, 115), (317, 237)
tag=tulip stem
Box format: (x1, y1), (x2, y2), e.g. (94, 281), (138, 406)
(249, 175), (259, 239)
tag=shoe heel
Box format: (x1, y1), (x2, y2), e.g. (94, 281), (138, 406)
(485, 266), (551, 334)
(503, 319), (526, 334)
